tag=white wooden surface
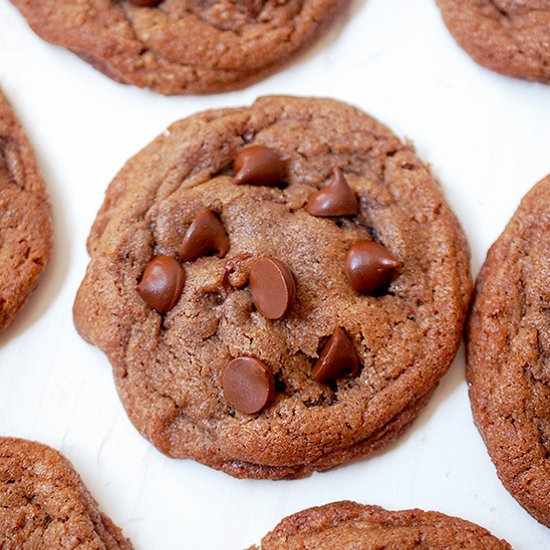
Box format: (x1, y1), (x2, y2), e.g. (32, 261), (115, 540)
(0, 0), (549, 548)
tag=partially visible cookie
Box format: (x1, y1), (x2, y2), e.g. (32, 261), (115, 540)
(466, 175), (550, 527)
(250, 501), (511, 549)
(436, 1), (550, 83)
(0, 437), (132, 548)
(0, 89), (52, 334)
(11, 0), (348, 95)
(74, 95), (471, 479)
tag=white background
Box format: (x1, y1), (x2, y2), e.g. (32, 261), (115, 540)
(0, 0), (549, 548)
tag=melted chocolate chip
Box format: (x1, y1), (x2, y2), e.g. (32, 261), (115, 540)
(305, 168), (358, 217)
(242, 0), (265, 16)
(233, 146), (284, 186)
(345, 240), (399, 295)
(223, 357), (275, 414)
(250, 257), (296, 320)
(179, 209), (229, 262)
(128, 0), (162, 6)
(137, 256), (185, 313)
(311, 328), (360, 383)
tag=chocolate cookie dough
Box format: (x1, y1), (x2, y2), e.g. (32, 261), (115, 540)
(250, 501), (511, 549)
(74, 96), (472, 479)
(0, 89), (52, 334)
(0, 437), (132, 548)
(11, 0), (348, 95)
(467, 175), (550, 527)
(437, 0), (550, 83)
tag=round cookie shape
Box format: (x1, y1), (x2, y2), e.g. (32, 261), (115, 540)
(250, 501), (511, 549)
(466, 175), (550, 527)
(437, 0), (550, 83)
(0, 89), (52, 334)
(0, 437), (132, 548)
(11, 0), (348, 95)
(74, 96), (472, 479)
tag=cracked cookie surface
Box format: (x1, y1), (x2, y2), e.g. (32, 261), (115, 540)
(74, 96), (471, 479)
(0, 437), (132, 548)
(0, 89), (52, 334)
(437, 0), (550, 83)
(11, 0), (347, 94)
(250, 501), (511, 549)
(466, 175), (550, 527)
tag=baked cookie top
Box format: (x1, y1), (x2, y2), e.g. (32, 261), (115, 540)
(0, 89), (52, 334)
(0, 437), (132, 548)
(11, 0), (347, 95)
(467, 175), (550, 527)
(250, 501), (511, 549)
(74, 95), (471, 479)
(437, 0), (550, 83)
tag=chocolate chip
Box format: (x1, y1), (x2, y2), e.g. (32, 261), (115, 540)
(311, 328), (360, 383)
(305, 168), (358, 217)
(233, 146), (284, 186)
(249, 257), (296, 320)
(242, 0), (265, 16)
(345, 240), (399, 295)
(179, 209), (229, 262)
(223, 357), (275, 414)
(137, 256), (185, 313)
(128, 0), (162, 6)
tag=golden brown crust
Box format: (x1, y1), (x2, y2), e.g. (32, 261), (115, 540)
(0, 89), (52, 333)
(0, 437), (132, 548)
(74, 96), (472, 479)
(466, 175), (550, 526)
(251, 501), (511, 549)
(437, 0), (550, 83)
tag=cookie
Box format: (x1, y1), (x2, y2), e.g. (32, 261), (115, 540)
(250, 501), (511, 549)
(436, 1), (550, 83)
(74, 95), (472, 479)
(466, 175), (550, 527)
(0, 89), (52, 334)
(11, 0), (347, 95)
(0, 437), (132, 548)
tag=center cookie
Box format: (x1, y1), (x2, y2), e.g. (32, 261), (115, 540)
(74, 96), (472, 479)
(11, 0), (347, 94)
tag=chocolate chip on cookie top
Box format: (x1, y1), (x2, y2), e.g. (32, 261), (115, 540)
(137, 256), (185, 313)
(345, 240), (399, 295)
(179, 209), (230, 261)
(306, 168), (358, 217)
(311, 327), (360, 383)
(233, 146), (285, 187)
(249, 257), (296, 320)
(74, 96), (472, 479)
(128, 0), (162, 6)
(223, 357), (275, 414)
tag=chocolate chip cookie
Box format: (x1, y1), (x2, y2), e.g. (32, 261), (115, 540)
(0, 437), (132, 548)
(11, 0), (348, 95)
(437, 1), (550, 83)
(466, 175), (550, 527)
(0, 89), (52, 334)
(250, 501), (511, 549)
(74, 95), (472, 479)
